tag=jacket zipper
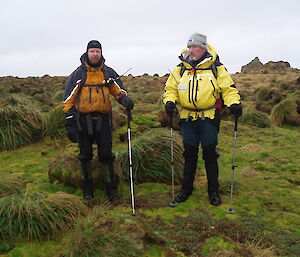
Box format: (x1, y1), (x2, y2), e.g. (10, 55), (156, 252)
(89, 87), (92, 103)
(101, 87), (106, 103)
(191, 74), (197, 108)
(195, 77), (198, 102)
(188, 80), (191, 103)
(210, 78), (217, 99)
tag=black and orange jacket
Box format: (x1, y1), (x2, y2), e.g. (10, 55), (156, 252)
(63, 53), (126, 115)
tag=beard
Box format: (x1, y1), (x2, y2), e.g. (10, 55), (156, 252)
(87, 56), (103, 67)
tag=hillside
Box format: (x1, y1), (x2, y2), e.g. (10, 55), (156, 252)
(0, 64), (300, 256)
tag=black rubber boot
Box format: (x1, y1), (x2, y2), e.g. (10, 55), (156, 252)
(169, 144), (199, 207)
(181, 143), (199, 196)
(169, 191), (190, 207)
(203, 145), (221, 206)
(80, 161), (94, 200)
(102, 162), (119, 202)
(209, 191), (221, 206)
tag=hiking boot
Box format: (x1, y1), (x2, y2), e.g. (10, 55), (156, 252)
(83, 191), (94, 200)
(107, 189), (120, 202)
(169, 191), (190, 207)
(209, 191), (221, 206)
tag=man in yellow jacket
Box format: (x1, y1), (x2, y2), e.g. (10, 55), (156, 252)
(63, 40), (134, 201)
(164, 33), (242, 206)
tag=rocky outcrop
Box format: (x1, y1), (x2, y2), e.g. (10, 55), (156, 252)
(263, 61), (291, 70)
(241, 58), (291, 73)
(241, 57), (263, 73)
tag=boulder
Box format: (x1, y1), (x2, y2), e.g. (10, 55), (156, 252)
(263, 61), (291, 70)
(241, 57), (263, 73)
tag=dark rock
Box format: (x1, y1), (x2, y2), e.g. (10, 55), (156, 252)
(264, 61), (291, 70)
(241, 57), (263, 72)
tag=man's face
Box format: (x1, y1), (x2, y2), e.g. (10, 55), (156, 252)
(188, 46), (206, 61)
(87, 48), (102, 64)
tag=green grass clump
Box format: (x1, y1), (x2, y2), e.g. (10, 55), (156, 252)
(255, 87), (271, 101)
(271, 98), (299, 126)
(59, 206), (144, 257)
(0, 173), (27, 196)
(240, 109), (271, 127)
(0, 192), (88, 241)
(117, 128), (183, 184)
(134, 114), (156, 128)
(43, 106), (66, 139)
(201, 237), (235, 256)
(0, 96), (44, 151)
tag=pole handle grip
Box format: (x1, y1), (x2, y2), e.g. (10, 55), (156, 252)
(234, 116), (238, 132)
(127, 111), (132, 127)
(168, 113), (173, 129)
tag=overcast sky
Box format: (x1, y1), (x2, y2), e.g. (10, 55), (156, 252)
(0, 0), (299, 77)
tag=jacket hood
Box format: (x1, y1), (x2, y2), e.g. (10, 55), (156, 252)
(179, 44), (217, 68)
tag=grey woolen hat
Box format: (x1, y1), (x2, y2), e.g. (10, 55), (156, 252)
(187, 33), (208, 50)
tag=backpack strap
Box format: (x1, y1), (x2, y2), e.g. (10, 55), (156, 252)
(178, 61), (218, 79)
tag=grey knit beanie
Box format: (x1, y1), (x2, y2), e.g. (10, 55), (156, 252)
(187, 33), (208, 50)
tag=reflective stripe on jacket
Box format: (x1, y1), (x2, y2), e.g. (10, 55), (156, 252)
(163, 45), (240, 120)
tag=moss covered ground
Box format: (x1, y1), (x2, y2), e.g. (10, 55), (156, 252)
(0, 69), (300, 256)
(0, 120), (299, 256)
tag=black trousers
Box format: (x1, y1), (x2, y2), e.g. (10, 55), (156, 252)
(180, 118), (220, 195)
(77, 113), (114, 163)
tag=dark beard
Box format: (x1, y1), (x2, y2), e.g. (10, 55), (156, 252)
(87, 57), (103, 67)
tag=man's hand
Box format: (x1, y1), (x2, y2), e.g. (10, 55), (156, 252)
(165, 101), (176, 116)
(118, 94), (134, 112)
(229, 103), (242, 117)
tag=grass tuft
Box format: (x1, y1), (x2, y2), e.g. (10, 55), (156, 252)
(117, 128), (183, 184)
(0, 191), (88, 241)
(59, 206), (144, 257)
(43, 106), (66, 139)
(270, 97), (300, 126)
(0, 96), (44, 150)
(240, 108), (271, 128)
(0, 173), (27, 196)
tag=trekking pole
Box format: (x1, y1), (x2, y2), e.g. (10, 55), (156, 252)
(226, 116), (238, 214)
(127, 110), (136, 215)
(169, 113), (175, 202)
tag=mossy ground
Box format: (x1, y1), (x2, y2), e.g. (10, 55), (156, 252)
(1, 69), (300, 256)
(1, 119), (299, 256)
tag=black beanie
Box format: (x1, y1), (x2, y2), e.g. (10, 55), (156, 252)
(86, 40), (102, 51)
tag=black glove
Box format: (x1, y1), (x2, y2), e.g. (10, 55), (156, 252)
(165, 101), (176, 116)
(65, 113), (79, 143)
(118, 94), (134, 112)
(230, 103), (243, 117)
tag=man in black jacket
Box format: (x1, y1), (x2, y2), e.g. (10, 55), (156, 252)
(63, 40), (134, 201)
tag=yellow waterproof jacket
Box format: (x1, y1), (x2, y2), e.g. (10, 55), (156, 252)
(163, 45), (240, 120)
(63, 54), (126, 114)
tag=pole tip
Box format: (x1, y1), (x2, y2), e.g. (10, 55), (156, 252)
(226, 208), (235, 214)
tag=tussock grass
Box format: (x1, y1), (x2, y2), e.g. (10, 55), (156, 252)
(60, 206), (143, 257)
(255, 87), (271, 101)
(0, 173), (27, 196)
(0, 96), (44, 151)
(117, 128), (183, 184)
(43, 106), (65, 139)
(270, 96), (300, 126)
(240, 108), (270, 128)
(0, 192), (88, 241)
